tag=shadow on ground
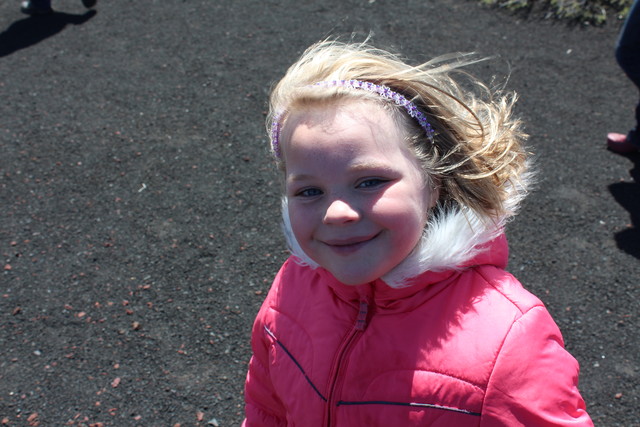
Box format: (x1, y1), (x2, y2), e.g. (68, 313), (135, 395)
(0, 10), (96, 57)
(609, 151), (640, 258)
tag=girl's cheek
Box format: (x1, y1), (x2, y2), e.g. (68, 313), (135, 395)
(289, 205), (310, 236)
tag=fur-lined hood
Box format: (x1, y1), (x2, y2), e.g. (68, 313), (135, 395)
(280, 174), (532, 288)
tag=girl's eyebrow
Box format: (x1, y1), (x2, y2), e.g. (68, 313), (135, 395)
(287, 162), (396, 182)
(348, 162), (397, 174)
(286, 173), (315, 183)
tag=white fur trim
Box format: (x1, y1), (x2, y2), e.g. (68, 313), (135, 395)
(380, 206), (501, 287)
(281, 198), (320, 269)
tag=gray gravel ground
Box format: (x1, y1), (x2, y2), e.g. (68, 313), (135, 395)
(1, 0), (638, 425)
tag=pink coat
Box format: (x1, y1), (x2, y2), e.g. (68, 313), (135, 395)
(243, 234), (593, 426)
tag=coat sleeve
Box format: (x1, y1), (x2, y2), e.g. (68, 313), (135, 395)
(242, 269), (288, 427)
(481, 305), (593, 426)
(242, 353), (287, 427)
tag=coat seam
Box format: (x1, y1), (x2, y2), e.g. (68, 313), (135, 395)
(264, 325), (328, 402)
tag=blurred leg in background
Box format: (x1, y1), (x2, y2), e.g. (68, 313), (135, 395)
(608, 0), (640, 154)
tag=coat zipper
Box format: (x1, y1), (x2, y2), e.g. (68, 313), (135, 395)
(325, 298), (370, 427)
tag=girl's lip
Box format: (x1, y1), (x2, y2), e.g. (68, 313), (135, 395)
(321, 232), (380, 252)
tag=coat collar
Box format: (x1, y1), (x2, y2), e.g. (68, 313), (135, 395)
(304, 232), (507, 314)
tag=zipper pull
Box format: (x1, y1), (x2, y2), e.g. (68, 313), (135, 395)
(355, 298), (369, 331)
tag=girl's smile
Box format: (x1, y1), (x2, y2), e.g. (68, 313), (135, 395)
(281, 100), (438, 285)
(321, 232), (381, 255)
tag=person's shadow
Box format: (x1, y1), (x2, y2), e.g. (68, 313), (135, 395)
(0, 10), (96, 57)
(609, 151), (640, 258)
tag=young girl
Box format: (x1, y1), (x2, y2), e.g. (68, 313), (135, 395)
(243, 40), (593, 426)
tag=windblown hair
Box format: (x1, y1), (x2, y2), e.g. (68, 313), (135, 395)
(267, 38), (531, 223)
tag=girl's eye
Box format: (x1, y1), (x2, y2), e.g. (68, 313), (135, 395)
(357, 178), (388, 189)
(296, 188), (323, 198)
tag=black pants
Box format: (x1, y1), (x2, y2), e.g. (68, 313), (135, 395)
(617, 0), (640, 147)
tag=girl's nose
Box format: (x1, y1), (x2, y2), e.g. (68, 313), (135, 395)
(323, 199), (360, 225)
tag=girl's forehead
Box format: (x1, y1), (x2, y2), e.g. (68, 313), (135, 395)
(283, 99), (402, 141)
(281, 100), (425, 177)
(283, 102), (397, 151)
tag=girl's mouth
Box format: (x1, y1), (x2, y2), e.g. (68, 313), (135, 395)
(322, 233), (380, 255)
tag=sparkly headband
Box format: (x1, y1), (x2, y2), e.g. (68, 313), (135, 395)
(270, 79), (435, 157)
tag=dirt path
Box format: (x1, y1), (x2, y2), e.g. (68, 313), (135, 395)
(1, 0), (638, 425)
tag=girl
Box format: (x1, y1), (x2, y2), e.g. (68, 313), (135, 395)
(243, 40), (593, 426)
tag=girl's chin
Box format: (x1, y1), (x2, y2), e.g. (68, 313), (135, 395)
(328, 269), (387, 286)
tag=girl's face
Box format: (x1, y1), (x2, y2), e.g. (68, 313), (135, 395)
(282, 100), (438, 286)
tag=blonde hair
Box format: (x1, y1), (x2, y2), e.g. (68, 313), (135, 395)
(268, 39), (531, 222)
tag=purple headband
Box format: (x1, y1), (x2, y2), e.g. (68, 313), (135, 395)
(270, 79), (436, 157)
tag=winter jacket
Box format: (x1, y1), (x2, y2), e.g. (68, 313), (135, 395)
(243, 229), (593, 426)
(243, 174), (593, 426)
